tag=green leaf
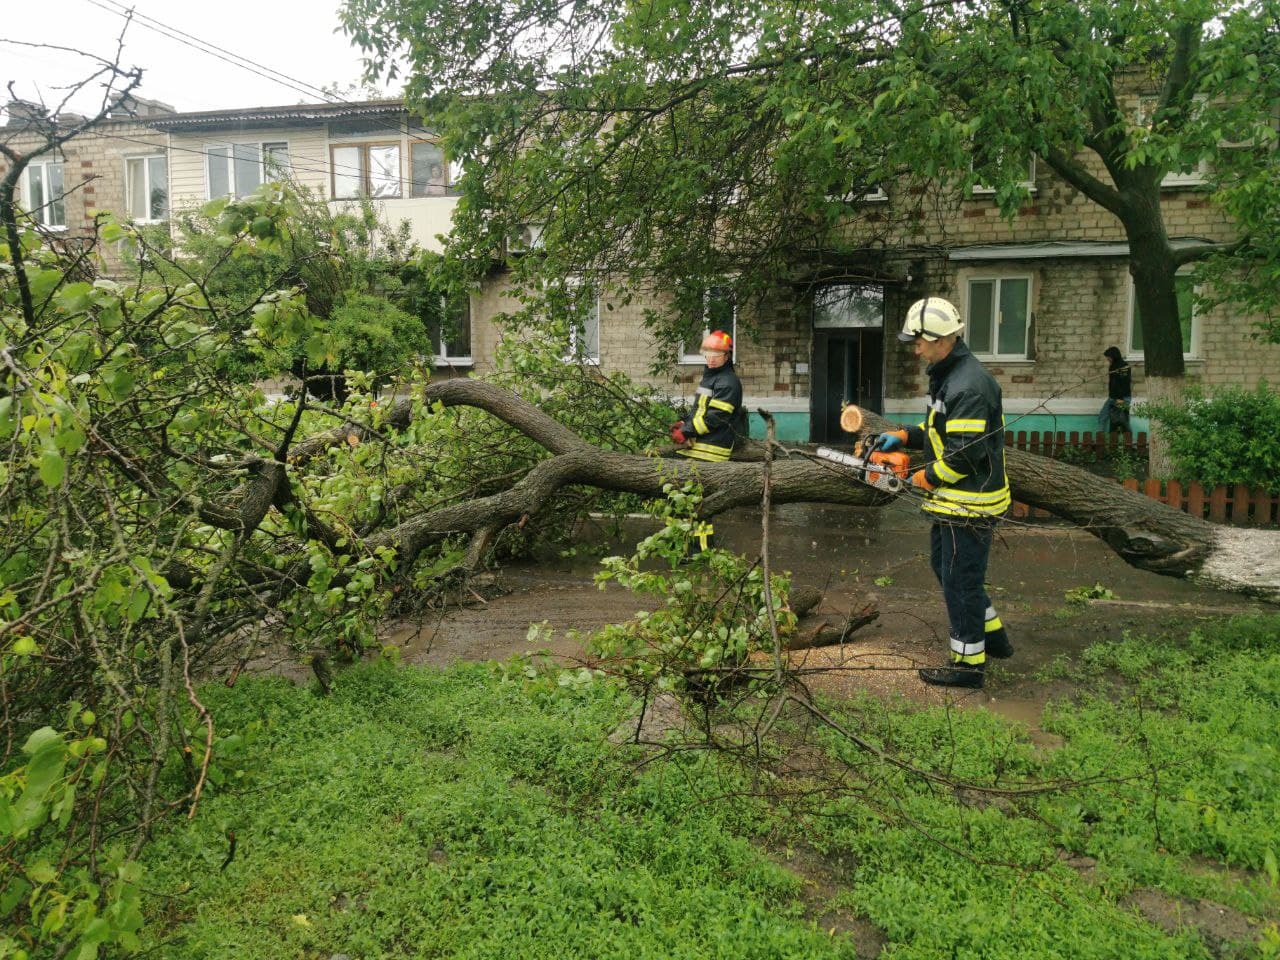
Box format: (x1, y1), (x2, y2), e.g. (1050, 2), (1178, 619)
(14, 728), (67, 834)
(11, 635), (38, 656)
(39, 446), (66, 489)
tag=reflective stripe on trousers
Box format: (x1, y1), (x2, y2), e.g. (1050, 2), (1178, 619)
(930, 520), (996, 666)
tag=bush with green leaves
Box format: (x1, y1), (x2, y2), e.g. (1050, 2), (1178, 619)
(2, 170), (689, 957)
(1142, 382), (1280, 491)
(158, 185), (445, 390)
(591, 482), (795, 695)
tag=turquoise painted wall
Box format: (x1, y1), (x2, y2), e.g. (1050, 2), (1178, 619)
(747, 409), (1149, 440)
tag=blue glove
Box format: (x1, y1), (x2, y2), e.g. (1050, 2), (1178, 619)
(874, 431), (904, 452)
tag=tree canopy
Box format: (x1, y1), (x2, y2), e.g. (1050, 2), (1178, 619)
(340, 0), (1280, 366)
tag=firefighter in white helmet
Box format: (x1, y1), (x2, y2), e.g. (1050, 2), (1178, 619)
(873, 297), (1014, 688)
(670, 329), (747, 551)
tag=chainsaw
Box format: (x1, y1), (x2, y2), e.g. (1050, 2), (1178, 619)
(813, 403), (912, 494)
(814, 439), (911, 493)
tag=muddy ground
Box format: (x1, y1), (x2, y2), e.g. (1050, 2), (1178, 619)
(383, 501), (1275, 736)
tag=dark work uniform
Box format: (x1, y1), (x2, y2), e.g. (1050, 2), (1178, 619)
(902, 341), (1011, 666)
(678, 362), (746, 463)
(677, 361), (746, 549)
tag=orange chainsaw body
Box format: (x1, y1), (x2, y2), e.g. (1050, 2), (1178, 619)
(868, 450), (910, 479)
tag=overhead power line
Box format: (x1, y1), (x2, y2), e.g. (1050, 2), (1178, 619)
(83, 0), (443, 145)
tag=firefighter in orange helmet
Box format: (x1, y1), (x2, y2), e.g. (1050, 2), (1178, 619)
(669, 330), (747, 550)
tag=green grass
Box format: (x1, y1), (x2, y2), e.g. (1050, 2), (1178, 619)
(137, 616), (1280, 959)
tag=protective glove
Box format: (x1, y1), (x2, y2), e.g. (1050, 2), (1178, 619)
(874, 429), (908, 452)
(670, 422), (688, 445)
(910, 469), (935, 492)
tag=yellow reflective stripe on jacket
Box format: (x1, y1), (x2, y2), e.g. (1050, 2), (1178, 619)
(692, 394), (709, 434)
(932, 485), (1011, 504)
(707, 398), (735, 413)
(679, 441), (732, 462)
(923, 490), (1011, 518)
(933, 459), (967, 484)
(946, 418), (987, 433)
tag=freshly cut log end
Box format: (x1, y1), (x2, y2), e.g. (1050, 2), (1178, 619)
(839, 405), (864, 434)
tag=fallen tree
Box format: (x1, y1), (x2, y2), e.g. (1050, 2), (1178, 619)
(306, 381), (1280, 604)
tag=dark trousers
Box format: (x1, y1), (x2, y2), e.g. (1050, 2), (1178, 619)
(929, 520), (995, 663)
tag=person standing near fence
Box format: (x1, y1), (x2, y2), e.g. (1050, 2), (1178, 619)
(872, 297), (1014, 689)
(1099, 346), (1132, 435)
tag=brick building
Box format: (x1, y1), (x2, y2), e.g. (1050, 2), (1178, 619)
(6, 91), (1277, 437)
(1, 95), (174, 276)
(466, 89), (1280, 441)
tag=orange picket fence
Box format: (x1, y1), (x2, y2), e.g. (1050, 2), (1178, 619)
(1000, 430), (1279, 527)
(1003, 429), (1147, 460)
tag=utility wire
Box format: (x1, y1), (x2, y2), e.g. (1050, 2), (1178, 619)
(84, 0), (448, 146)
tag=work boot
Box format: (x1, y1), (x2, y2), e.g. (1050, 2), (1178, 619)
(985, 629), (1014, 659)
(919, 662), (985, 689)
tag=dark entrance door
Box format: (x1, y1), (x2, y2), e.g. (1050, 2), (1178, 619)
(809, 285), (885, 443)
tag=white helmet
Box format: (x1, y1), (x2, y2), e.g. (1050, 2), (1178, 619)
(898, 297), (964, 343)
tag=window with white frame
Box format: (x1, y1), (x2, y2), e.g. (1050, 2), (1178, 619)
(331, 142), (401, 199)
(1127, 273), (1198, 358)
(206, 142), (289, 199)
(565, 286), (600, 363)
(679, 285), (736, 362)
(21, 157), (66, 227)
(965, 276), (1032, 358)
(430, 295), (472, 364)
(1136, 95), (1209, 186)
(971, 152), (1036, 195)
(125, 155), (168, 222)
(263, 142), (291, 177)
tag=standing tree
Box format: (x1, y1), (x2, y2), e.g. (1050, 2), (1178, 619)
(339, 0), (1280, 470)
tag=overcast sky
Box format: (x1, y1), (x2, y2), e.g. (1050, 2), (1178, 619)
(3, 0), (398, 116)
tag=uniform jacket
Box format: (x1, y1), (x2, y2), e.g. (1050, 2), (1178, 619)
(904, 341), (1010, 519)
(679, 362), (746, 462)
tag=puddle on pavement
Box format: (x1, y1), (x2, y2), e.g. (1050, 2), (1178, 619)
(381, 503), (1274, 741)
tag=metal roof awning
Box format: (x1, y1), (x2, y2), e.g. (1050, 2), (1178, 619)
(947, 238), (1218, 261)
(147, 99), (414, 131)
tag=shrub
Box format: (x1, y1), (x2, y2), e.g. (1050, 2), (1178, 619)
(1142, 382), (1280, 491)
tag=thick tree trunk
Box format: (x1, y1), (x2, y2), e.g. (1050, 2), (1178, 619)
(1124, 194), (1187, 479)
(296, 384), (1280, 604)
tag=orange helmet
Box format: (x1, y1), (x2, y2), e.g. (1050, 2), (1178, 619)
(700, 329), (733, 353)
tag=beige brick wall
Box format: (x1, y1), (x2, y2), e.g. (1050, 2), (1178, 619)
(0, 119), (167, 274)
(468, 273), (812, 405)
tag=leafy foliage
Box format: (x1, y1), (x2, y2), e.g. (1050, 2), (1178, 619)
(0, 174), (676, 957)
(1142, 382), (1280, 491)
(592, 483), (795, 692)
(158, 186), (440, 390)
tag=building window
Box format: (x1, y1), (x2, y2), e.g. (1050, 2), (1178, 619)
(21, 158), (66, 228)
(409, 141), (459, 197)
(1128, 274), (1198, 358)
(679, 286), (736, 363)
(812, 284), (884, 329)
(263, 142), (291, 177)
(430, 295), (472, 364)
(971, 154), (1036, 196)
(206, 142), (288, 199)
(125, 155), (168, 222)
(565, 286), (600, 363)
(965, 276), (1032, 358)
(1136, 95), (1209, 187)
(330, 143), (401, 199)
